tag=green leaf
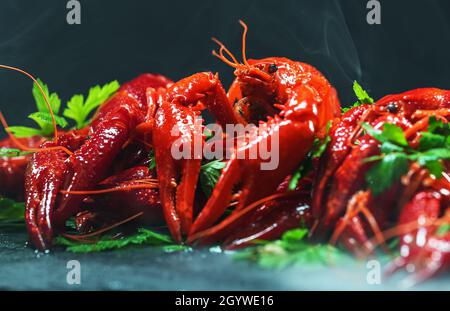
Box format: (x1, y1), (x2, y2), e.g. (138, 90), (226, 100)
(342, 82), (374, 113)
(33, 78), (61, 114)
(234, 228), (345, 269)
(353, 81), (374, 104)
(411, 148), (450, 178)
(281, 228), (308, 243)
(362, 123), (408, 147)
(382, 123), (408, 147)
(288, 169), (302, 191)
(28, 112), (68, 129)
(288, 157), (314, 191)
(63, 95), (84, 128)
(0, 148), (31, 158)
(0, 197), (25, 223)
(419, 132), (446, 150)
(54, 228), (180, 253)
(416, 148), (450, 162)
(9, 79), (65, 138)
(428, 116), (450, 136)
(312, 123), (332, 159)
(361, 123), (384, 142)
(288, 126), (331, 191)
(437, 224), (450, 237)
(363, 116), (449, 194)
(199, 160), (226, 197)
(148, 150), (156, 170)
(7, 126), (43, 138)
(380, 141), (404, 154)
(63, 81), (120, 129)
(423, 160), (444, 178)
(365, 153), (409, 196)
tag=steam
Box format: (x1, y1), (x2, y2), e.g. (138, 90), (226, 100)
(322, 1), (362, 84)
(244, 0), (362, 104)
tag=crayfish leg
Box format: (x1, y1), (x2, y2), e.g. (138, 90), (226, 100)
(25, 146), (68, 250)
(176, 159), (201, 234)
(25, 130), (87, 250)
(189, 156), (242, 236)
(53, 107), (135, 228)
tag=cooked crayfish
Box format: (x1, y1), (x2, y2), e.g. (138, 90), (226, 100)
(111, 21), (339, 246)
(312, 88), (450, 284)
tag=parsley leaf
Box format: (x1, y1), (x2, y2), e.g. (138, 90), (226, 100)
(288, 156), (313, 191)
(382, 123), (408, 147)
(234, 228), (344, 269)
(288, 122), (331, 191)
(32, 78), (61, 113)
(0, 197), (25, 225)
(6, 126), (43, 138)
(63, 81), (120, 129)
(28, 112), (68, 128)
(353, 81), (374, 105)
(199, 160), (226, 197)
(419, 132), (446, 150)
(365, 153), (409, 196)
(0, 148), (31, 158)
(148, 150), (156, 170)
(54, 228), (190, 253)
(342, 81), (374, 113)
(363, 117), (450, 195)
(8, 79), (68, 138)
(428, 116), (450, 136)
(361, 123), (407, 146)
(437, 224), (450, 237)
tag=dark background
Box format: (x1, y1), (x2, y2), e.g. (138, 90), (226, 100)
(0, 0), (449, 129)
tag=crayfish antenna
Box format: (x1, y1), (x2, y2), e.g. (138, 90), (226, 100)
(60, 181), (159, 195)
(62, 211), (144, 241)
(239, 19), (250, 66)
(211, 20), (252, 68)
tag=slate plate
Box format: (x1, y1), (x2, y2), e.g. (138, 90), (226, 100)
(1, 231), (448, 291)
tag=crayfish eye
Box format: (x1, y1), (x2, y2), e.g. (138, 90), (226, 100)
(268, 63), (278, 74)
(386, 103), (398, 113)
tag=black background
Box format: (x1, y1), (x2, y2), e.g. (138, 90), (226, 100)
(0, 0), (449, 129)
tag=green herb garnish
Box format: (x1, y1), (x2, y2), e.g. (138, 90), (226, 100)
(437, 224), (450, 237)
(199, 160), (226, 197)
(0, 197), (25, 228)
(363, 118), (450, 196)
(288, 121), (331, 191)
(234, 228), (344, 269)
(0, 197), (25, 222)
(8, 79), (67, 137)
(63, 81), (120, 129)
(54, 228), (190, 253)
(148, 150), (156, 170)
(342, 81), (374, 113)
(0, 148), (31, 158)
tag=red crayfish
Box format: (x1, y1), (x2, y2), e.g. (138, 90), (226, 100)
(1, 20), (448, 286)
(0, 21), (339, 251)
(312, 88), (450, 284)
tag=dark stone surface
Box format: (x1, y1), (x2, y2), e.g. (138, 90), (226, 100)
(1, 231), (449, 290)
